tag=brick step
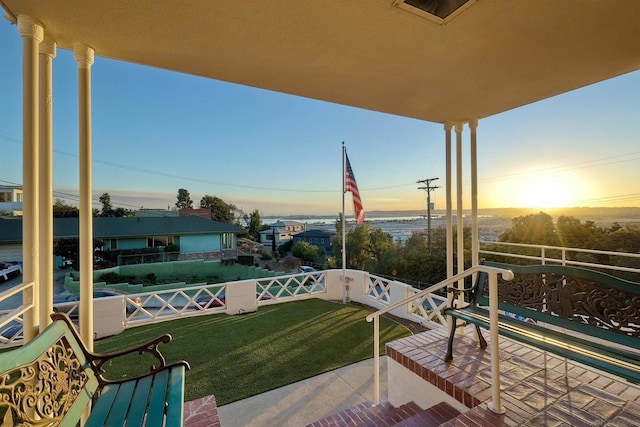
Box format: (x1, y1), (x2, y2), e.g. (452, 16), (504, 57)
(306, 400), (460, 427)
(394, 402), (461, 427)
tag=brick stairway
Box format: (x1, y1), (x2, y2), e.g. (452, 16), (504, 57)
(306, 400), (460, 427)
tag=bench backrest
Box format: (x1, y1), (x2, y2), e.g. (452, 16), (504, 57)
(0, 319), (99, 426)
(475, 261), (640, 350)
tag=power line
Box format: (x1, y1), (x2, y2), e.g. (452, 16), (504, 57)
(573, 193), (640, 206)
(3, 131), (640, 199)
(1, 132), (415, 193)
(482, 151), (640, 183)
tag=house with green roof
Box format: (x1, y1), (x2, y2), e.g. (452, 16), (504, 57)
(0, 216), (246, 264)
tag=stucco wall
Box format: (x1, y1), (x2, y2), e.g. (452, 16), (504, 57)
(180, 234), (221, 253)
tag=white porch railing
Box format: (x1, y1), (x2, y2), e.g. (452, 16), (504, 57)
(363, 273), (449, 326)
(365, 265), (514, 414)
(124, 270), (328, 327)
(0, 281), (33, 346)
(480, 240), (640, 275)
(256, 271), (326, 301)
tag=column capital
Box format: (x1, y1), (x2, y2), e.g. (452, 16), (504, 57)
(468, 118), (478, 130)
(17, 15), (44, 42)
(39, 37), (57, 58)
(444, 121), (453, 131)
(454, 121), (464, 134)
(74, 44), (94, 69)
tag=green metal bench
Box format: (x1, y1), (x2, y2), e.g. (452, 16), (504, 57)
(444, 261), (640, 383)
(0, 312), (190, 426)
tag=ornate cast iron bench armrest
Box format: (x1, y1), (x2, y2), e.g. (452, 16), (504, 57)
(51, 312), (191, 387)
(0, 311), (190, 426)
(445, 285), (477, 310)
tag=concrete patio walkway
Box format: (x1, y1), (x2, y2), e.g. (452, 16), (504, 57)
(217, 357), (388, 427)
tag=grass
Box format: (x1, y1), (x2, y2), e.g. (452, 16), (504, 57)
(94, 299), (411, 405)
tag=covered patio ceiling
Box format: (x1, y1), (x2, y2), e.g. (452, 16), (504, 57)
(2, 0), (640, 124)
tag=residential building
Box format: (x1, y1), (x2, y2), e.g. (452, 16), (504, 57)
(0, 216), (245, 264)
(259, 220), (305, 247)
(0, 185), (23, 217)
(292, 229), (336, 254)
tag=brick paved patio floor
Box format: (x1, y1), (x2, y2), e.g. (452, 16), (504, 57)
(387, 326), (640, 426)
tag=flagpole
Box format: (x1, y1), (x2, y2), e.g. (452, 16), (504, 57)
(341, 142), (347, 304)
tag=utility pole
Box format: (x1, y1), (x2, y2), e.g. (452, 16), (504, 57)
(417, 177), (439, 250)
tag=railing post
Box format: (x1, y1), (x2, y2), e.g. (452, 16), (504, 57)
(373, 315), (380, 405)
(487, 271), (505, 414)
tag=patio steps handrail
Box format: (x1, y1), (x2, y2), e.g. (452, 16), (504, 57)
(365, 264), (513, 323)
(366, 264), (514, 413)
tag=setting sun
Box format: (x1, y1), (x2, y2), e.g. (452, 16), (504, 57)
(482, 171), (593, 209)
(517, 178), (572, 208)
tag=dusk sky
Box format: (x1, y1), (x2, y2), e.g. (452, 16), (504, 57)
(1, 20), (639, 217)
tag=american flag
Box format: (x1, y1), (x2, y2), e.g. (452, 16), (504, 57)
(345, 152), (365, 225)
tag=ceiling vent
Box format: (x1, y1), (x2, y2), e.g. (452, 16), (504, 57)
(393, 0), (476, 25)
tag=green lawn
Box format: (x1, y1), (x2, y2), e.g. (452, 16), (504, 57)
(95, 299), (411, 405)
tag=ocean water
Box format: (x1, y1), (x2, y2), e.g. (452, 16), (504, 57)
(266, 214), (512, 243)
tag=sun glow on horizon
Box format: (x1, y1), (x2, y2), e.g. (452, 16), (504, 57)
(482, 171), (594, 209)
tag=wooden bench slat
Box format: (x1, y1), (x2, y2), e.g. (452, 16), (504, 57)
(86, 380), (132, 427)
(165, 365), (188, 425)
(125, 374), (155, 427)
(145, 368), (171, 426)
(85, 384), (119, 426)
(107, 379), (140, 426)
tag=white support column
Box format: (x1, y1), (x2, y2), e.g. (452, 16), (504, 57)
(469, 119), (479, 268)
(444, 122), (453, 279)
(74, 44), (95, 351)
(39, 36), (56, 330)
(454, 122), (464, 305)
(17, 15), (43, 342)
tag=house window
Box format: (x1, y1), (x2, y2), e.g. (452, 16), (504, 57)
(222, 233), (234, 249)
(109, 239), (117, 250)
(149, 236), (172, 247)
